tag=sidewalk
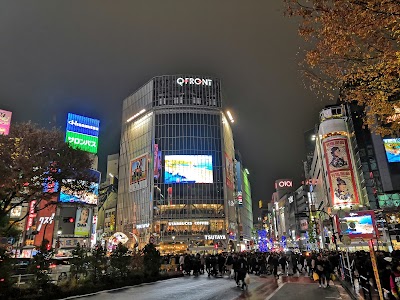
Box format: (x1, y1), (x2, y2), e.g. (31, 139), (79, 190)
(337, 275), (380, 300)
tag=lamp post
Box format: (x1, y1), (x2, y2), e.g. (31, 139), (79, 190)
(56, 227), (62, 250)
(172, 235), (175, 253)
(313, 209), (338, 251)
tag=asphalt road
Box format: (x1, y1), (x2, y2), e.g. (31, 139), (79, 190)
(74, 273), (352, 300)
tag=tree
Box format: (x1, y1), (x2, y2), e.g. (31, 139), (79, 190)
(88, 244), (107, 283)
(28, 239), (53, 290)
(142, 243), (161, 277)
(110, 242), (130, 278)
(0, 122), (94, 235)
(70, 242), (88, 282)
(285, 0), (400, 135)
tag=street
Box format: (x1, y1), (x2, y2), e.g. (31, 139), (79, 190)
(75, 273), (352, 300)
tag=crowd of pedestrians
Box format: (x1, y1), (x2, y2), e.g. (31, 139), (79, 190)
(161, 249), (400, 298)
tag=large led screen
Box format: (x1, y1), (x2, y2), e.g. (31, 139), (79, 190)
(60, 181), (99, 205)
(383, 138), (400, 163)
(339, 214), (374, 236)
(164, 155), (213, 184)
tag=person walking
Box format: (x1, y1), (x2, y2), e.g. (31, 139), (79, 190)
(237, 254), (248, 290)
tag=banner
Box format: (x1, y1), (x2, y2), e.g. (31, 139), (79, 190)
(74, 207), (92, 237)
(224, 153), (234, 189)
(129, 154), (148, 192)
(0, 109), (12, 135)
(323, 137), (359, 207)
(153, 144), (162, 180)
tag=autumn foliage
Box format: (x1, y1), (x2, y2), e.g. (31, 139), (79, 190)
(285, 0), (400, 135)
(0, 122), (94, 233)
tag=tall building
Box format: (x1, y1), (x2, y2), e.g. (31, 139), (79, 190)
(234, 152), (254, 250)
(117, 75), (247, 253)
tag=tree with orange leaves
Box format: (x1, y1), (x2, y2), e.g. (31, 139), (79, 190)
(285, 0), (400, 135)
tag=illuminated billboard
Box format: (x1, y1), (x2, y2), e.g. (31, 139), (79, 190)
(74, 207), (92, 237)
(129, 154), (148, 192)
(164, 155), (213, 184)
(65, 113), (100, 154)
(0, 109), (12, 135)
(66, 131), (98, 154)
(323, 137), (359, 207)
(383, 138), (400, 163)
(337, 210), (377, 238)
(66, 113), (100, 137)
(59, 169), (100, 205)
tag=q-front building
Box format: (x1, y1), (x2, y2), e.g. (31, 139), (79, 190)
(117, 75), (248, 253)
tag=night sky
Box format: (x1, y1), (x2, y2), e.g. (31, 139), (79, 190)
(0, 1), (332, 215)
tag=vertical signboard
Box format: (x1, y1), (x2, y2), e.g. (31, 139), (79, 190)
(129, 154), (148, 192)
(65, 113), (100, 154)
(0, 109), (12, 135)
(74, 207), (92, 237)
(153, 144), (162, 180)
(323, 137), (359, 207)
(33, 198), (57, 246)
(224, 153), (234, 189)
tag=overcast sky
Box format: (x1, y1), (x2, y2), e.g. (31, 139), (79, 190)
(0, 1), (332, 214)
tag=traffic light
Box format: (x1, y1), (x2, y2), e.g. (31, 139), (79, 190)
(63, 217), (75, 223)
(46, 243), (51, 251)
(325, 237), (330, 244)
(396, 236), (400, 243)
(214, 243), (218, 249)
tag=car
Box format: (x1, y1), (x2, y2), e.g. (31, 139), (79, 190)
(47, 257), (72, 282)
(10, 258), (31, 275)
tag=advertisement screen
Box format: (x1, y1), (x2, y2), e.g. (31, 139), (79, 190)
(60, 181), (99, 205)
(164, 155), (213, 184)
(337, 211), (376, 238)
(0, 109), (12, 135)
(74, 207), (92, 237)
(383, 138), (400, 163)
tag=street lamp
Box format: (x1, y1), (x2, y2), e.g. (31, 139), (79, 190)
(56, 227), (62, 249)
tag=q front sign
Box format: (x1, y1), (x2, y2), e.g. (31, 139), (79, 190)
(275, 179), (293, 190)
(176, 77), (212, 87)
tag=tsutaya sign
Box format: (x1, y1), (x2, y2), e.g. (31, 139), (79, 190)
(204, 235), (226, 240)
(176, 77), (212, 87)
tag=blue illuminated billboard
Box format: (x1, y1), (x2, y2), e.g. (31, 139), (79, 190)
(164, 155), (213, 184)
(383, 138), (400, 163)
(66, 113), (100, 137)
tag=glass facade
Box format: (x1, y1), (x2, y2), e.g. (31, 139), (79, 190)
(117, 75), (241, 252)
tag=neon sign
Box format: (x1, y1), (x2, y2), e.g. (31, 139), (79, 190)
(176, 77), (212, 87)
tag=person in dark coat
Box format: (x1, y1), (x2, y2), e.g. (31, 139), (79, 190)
(236, 254), (248, 290)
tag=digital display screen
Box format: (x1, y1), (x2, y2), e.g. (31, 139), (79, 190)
(60, 181), (99, 205)
(339, 215), (374, 236)
(164, 155), (213, 184)
(383, 138), (400, 163)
